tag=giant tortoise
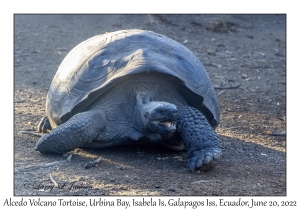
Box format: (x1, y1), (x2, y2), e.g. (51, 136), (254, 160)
(35, 29), (221, 170)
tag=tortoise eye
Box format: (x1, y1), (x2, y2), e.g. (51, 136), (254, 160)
(157, 109), (164, 114)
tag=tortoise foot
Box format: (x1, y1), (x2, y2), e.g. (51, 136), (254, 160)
(186, 148), (221, 171)
(37, 116), (52, 133)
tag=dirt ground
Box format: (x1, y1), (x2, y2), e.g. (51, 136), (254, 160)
(14, 14), (286, 196)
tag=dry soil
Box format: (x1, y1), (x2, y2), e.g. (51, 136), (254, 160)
(14, 14), (286, 196)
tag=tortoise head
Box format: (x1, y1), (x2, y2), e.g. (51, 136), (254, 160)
(136, 93), (177, 138)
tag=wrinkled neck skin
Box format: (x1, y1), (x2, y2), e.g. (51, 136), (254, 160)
(133, 92), (177, 138)
(132, 93), (152, 133)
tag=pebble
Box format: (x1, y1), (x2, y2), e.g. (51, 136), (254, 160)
(242, 74), (248, 79)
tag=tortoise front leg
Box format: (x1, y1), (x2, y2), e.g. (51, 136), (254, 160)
(177, 106), (222, 171)
(35, 110), (107, 154)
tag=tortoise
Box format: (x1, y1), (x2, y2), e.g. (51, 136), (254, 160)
(35, 29), (221, 170)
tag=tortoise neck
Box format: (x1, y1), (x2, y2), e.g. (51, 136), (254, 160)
(132, 92), (151, 134)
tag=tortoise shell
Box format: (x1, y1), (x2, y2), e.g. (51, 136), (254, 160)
(46, 29), (219, 128)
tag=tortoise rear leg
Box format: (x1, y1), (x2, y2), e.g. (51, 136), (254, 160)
(177, 106), (222, 171)
(37, 116), (52, 133)
(35, 110), (107, 154)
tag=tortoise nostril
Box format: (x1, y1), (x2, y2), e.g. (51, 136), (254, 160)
(172, 110), (178, 114)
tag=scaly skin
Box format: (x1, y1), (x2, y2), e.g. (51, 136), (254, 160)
(35, 110), (106, 154)
(177, 106), (222, 171)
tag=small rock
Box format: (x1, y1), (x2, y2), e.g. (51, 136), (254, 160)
(242, 74), (248, 79)
(207, 49), (215, 55)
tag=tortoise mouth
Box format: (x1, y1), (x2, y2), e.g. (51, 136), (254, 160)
(150, 120), (177, 138)
(157, 120), (176, 129)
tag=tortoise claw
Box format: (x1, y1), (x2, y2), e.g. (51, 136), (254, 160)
(186, 148), (221, 171)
